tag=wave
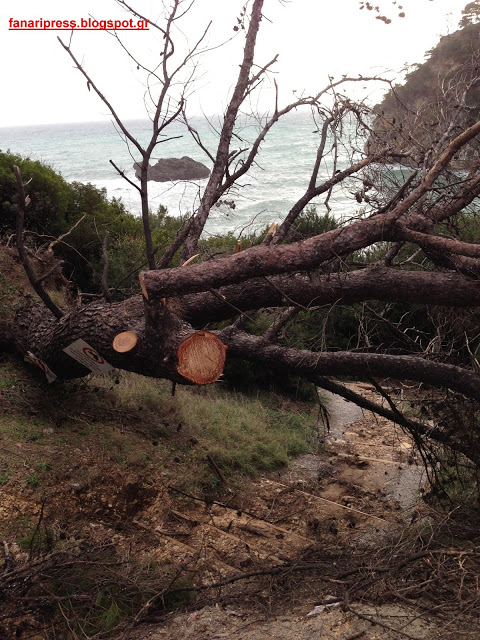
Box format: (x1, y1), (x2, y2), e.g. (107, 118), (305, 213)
(0, 114), (363, 233)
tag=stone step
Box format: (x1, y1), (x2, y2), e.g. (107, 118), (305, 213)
(133, 518), (243, 580)
(209, 504), (317, 559)
(186, 522), (284, 571)
(245, 478), (391, 539)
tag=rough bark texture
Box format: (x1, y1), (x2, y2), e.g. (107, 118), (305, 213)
(219, 328), (480, 402)
(11, 267), (480, 401)
(174, 268), (480, 325)
(13, 297), (225, 385)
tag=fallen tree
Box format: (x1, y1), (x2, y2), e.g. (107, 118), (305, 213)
(5, 0), (480, 465)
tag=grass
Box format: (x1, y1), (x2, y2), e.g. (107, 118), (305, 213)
(108, 371), (316, 491)
(0, 353), (317, 518)
(0, 360), (21, 388)
(175, 387), (311, 475)
(0, 269), (20, 321)
(0, 355), (317, 637)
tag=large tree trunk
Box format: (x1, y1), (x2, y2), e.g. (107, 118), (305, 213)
(10, 271), (480, 402)
(13, 296), (226, 385)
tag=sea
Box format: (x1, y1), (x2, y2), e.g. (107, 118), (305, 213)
(0, 113), (361, 237)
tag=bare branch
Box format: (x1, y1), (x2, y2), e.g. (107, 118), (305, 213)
(102, 231), (113, 303)
(261, 307), (301, 343)
(13, 165), (63, 320)
(220, 327), (480, 402)
(46, 213), (86, 254)
(109, 160), (141, 193)
(181, 0), (266, 258)
(57, 37), (145, 158)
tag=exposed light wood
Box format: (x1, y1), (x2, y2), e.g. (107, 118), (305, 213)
(177, 331), (227, 385)
(267, 222), (277, 236)
(139, 273), (149, 300)
(113, 331), (138, 353)
(181, 253), (200, 267)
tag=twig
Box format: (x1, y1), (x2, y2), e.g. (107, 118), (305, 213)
(13, 165), (63, 319)
(344, 604), (419, 640)
(28, 498), (46, 561)
(46, 213), (86, 253)
(206, 453), (226, 484)
(2, 541), (12, 571)
(35, 260), (63, 285)
(110, 159), (141, 193)
(102, 231), (113, 302)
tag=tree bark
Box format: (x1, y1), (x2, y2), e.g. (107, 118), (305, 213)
(219, 327), (480, 402)
(174, 267), (480, 325)
(10, 271), (480, 401)
(13, 297), (226, 385)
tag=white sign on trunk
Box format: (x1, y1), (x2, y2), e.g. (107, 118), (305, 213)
(63, 339), (114, 373)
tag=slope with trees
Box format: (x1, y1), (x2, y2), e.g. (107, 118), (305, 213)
(368, 2), (480, 168)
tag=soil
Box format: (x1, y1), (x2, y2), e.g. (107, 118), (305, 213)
(1, 378), (475, 639)
(130, 384), (446, 640)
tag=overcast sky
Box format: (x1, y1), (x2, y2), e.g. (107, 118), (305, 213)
(0, 0), (470, 127)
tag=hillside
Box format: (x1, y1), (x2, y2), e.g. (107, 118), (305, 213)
(2, 241), (480, 638)
(367, 22), (480, 168)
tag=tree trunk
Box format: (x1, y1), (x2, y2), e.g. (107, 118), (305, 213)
(13, 297), (226, 385)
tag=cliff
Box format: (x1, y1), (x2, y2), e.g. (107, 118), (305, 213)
(367, 23), (480, 168)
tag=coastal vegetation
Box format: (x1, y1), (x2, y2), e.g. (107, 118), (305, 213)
(3, 0), (480, 637)
(368, 10), (480, 167)
(2, 0), (480, 492)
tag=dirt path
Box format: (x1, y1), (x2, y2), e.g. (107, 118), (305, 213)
(132, 384), (444, 640)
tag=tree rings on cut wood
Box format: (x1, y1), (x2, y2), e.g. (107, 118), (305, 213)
(177, 331), (227, 385)
(113, 331), (138, 353)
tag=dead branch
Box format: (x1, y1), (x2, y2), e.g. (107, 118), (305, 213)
(45, 213), (86, 255)
(181, 0), (266, 259)
(109, 159), (141, 193)
(261, 307), (301, 343)
(13, 165), (63, 319)
(102, 230), (113, 303)
(220, 327), (480, 402)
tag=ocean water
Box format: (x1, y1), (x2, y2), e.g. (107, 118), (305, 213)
(0, 113), (360, 236)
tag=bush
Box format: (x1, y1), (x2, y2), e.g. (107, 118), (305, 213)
(0, 152), (185, 294)
(0, 150), (72, 235)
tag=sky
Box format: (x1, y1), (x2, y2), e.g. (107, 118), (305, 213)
(0, 0), (471, 127)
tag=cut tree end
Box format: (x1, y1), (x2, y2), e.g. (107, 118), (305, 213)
(113, 331), (138, 353)
(177, 331), (227, 385)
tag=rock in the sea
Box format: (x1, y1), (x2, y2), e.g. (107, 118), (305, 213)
(134, 156), (210, 182)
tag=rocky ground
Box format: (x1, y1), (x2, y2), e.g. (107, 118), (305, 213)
(129, 384), (458, 640)
(2, 379), (478, 639)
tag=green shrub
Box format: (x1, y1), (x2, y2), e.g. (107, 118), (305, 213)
(0, 150), (72, 235)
